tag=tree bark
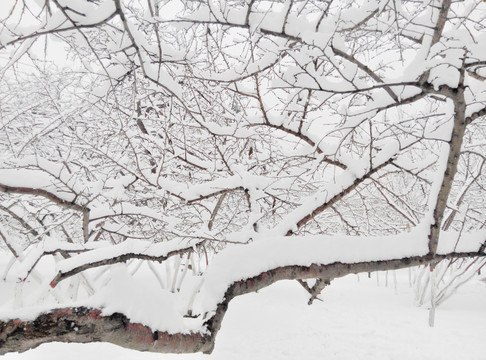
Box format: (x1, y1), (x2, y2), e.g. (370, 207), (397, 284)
(0, 308), (209, 355)
(1, 250), (484, 355)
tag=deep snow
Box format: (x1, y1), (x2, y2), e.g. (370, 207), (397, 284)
(3, 270), (485, 360)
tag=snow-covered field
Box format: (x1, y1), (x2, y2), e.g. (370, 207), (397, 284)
(3, 271), (485, 360)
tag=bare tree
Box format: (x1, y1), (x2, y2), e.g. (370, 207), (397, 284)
(1, 0), (485, 354)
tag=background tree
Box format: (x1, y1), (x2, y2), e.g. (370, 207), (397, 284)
(0, 0), (485, 354)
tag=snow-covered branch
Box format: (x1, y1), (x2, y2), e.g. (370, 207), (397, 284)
(1, 0), (486, 355)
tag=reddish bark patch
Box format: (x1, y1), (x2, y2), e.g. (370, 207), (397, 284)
(52, 309), (74, 317)
(126, 323), (153, 343)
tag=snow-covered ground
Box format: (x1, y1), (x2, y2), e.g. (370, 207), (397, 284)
(3, 271), (485, 360)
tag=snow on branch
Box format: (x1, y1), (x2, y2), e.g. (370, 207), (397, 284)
(0, 183), (86, 213)
(50, 238), (204, 287)
(195, 229), (486, 315)
(1, 0), (486, 355)
(1, 235), (484, 355)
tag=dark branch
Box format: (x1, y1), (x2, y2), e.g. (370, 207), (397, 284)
(2, 250), (484, 355)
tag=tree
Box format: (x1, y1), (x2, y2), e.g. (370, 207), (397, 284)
(0, 0), (485, 354)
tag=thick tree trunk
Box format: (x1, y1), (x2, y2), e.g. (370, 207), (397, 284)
(0, 308), (210, 355)
(1, 251), (483, 355)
